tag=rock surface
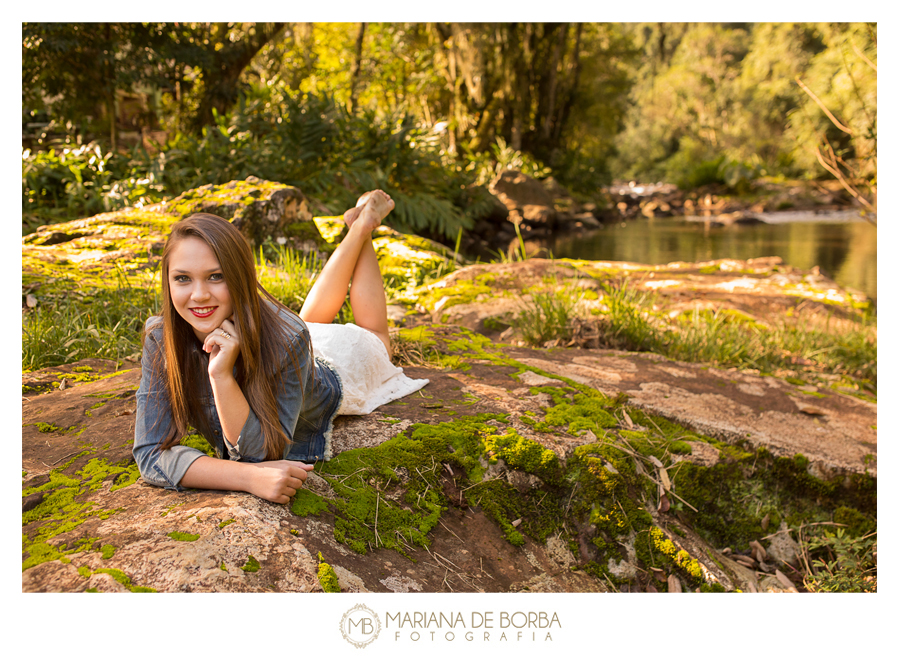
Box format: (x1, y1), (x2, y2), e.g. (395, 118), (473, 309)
(22, 325), (874, 592)
(489, 170), (559, 228)
(21, 179), (875, 594)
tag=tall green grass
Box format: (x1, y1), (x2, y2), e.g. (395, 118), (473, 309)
(513, 278), (876, 388)
(22, 286), (159, 372)
(513, 287), (582, 346)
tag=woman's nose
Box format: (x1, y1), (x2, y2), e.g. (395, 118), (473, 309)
(191, 282), (210, 301)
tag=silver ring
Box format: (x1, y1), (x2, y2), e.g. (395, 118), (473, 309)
(221, 331), (231, 339)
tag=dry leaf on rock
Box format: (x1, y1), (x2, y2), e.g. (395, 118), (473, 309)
(734, 554), (756, 568)
(775, 569), (798, 592)
(659, 467), (671, 492)
(667, 575), (682, 593)
(749, 539), (767, 562)
(658, 494), (670, 513)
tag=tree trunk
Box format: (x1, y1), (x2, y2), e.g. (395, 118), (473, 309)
(540, 23), (568, 145)
(348, 22), (367, 113)
(191, 22), (286, 131)
(106, 24), (118, 151)
(552, 22), (583, 148)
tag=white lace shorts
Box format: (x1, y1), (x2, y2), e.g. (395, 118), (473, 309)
(307, 322), (429, 416)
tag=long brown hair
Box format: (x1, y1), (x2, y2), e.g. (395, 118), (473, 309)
(149, 213), (311, 459)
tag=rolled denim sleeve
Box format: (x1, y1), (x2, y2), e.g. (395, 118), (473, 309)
(225, 330), (314, 462)
(133, 319), (207, 490)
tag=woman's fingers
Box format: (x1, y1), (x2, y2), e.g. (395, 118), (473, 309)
(254, 462), (317, 503)
(277, 474), (310, 500)
(220, 317), (238, 338)
(288, 463), (314, 481)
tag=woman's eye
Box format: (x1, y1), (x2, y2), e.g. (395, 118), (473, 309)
(173, 275), (190, 283)
(210, 273), (224, 281)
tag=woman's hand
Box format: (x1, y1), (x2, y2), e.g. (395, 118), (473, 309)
(246, 460), (316, 504)
(204, 317), (241, 381)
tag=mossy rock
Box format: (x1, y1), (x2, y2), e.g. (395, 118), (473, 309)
(162, 176), (328, 251)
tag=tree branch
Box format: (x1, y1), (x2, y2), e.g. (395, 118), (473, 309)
(795, 77), (853, 135)
(813, 144), (876, 214)
(852, 40), (877, 73)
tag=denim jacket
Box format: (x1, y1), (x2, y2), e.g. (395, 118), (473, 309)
(133, 307), (343, 491)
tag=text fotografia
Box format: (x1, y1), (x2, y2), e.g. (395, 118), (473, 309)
(387, 611), (561, 642)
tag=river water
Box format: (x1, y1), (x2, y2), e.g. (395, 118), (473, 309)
(541, 211), (877, 301)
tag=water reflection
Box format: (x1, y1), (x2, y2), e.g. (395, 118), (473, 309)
(540, 217), (877, 300)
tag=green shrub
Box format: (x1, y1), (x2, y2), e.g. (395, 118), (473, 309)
(803, 528), (876, 592)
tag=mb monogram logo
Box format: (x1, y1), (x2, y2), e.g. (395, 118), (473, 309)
(340, 604), (382, 648)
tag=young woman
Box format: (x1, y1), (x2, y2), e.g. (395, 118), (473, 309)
(133, 190), (428, 504)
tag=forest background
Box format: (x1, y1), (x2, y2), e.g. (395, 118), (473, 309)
(17, 20), (883, 601)
(22, 21), (877, 239)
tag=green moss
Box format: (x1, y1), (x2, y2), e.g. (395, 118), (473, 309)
(283, 220), (324, 241)
(669, 441), (693, 455)
(317, 553), (341, 592)
(833, 506), (875, 537)
(799, 390), (827, 398)
(160, 502), (185, 517)
(100, 544), (116, 559)
(770, 453), (839, 499)
(179, 433), (217, 457)
(35, 422), (66, 433)
(699, 582), (728, 592)
(316, 411), (574, 555)
(22, 540), (67, 571)
(241, 555), (261, 573)
(78, 566), (91, 578)
(21, 452), (141, 569)
(482, 429), (561, 485)
(94, 567), (156, 592)
(417, 274), (497, 312)
(96, 568), (132, 587)
(290, 489), (329, 517)
(543, 393), (618, 436)
(218, 519), (236, 529)
(168, 531), (200, 542)
(641, 527), (704, 584)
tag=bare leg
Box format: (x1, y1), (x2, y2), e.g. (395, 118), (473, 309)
(300, 191), (394, 354)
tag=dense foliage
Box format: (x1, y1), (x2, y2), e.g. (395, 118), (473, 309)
(23, 22), (876, 235)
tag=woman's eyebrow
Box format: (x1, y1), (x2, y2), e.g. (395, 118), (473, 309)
(170, 267), (222, 274)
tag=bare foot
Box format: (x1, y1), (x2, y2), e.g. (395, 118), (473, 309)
(342, 191), (378, 228)
(354, 190), (394, 232)
(342, 206), (362, 227)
